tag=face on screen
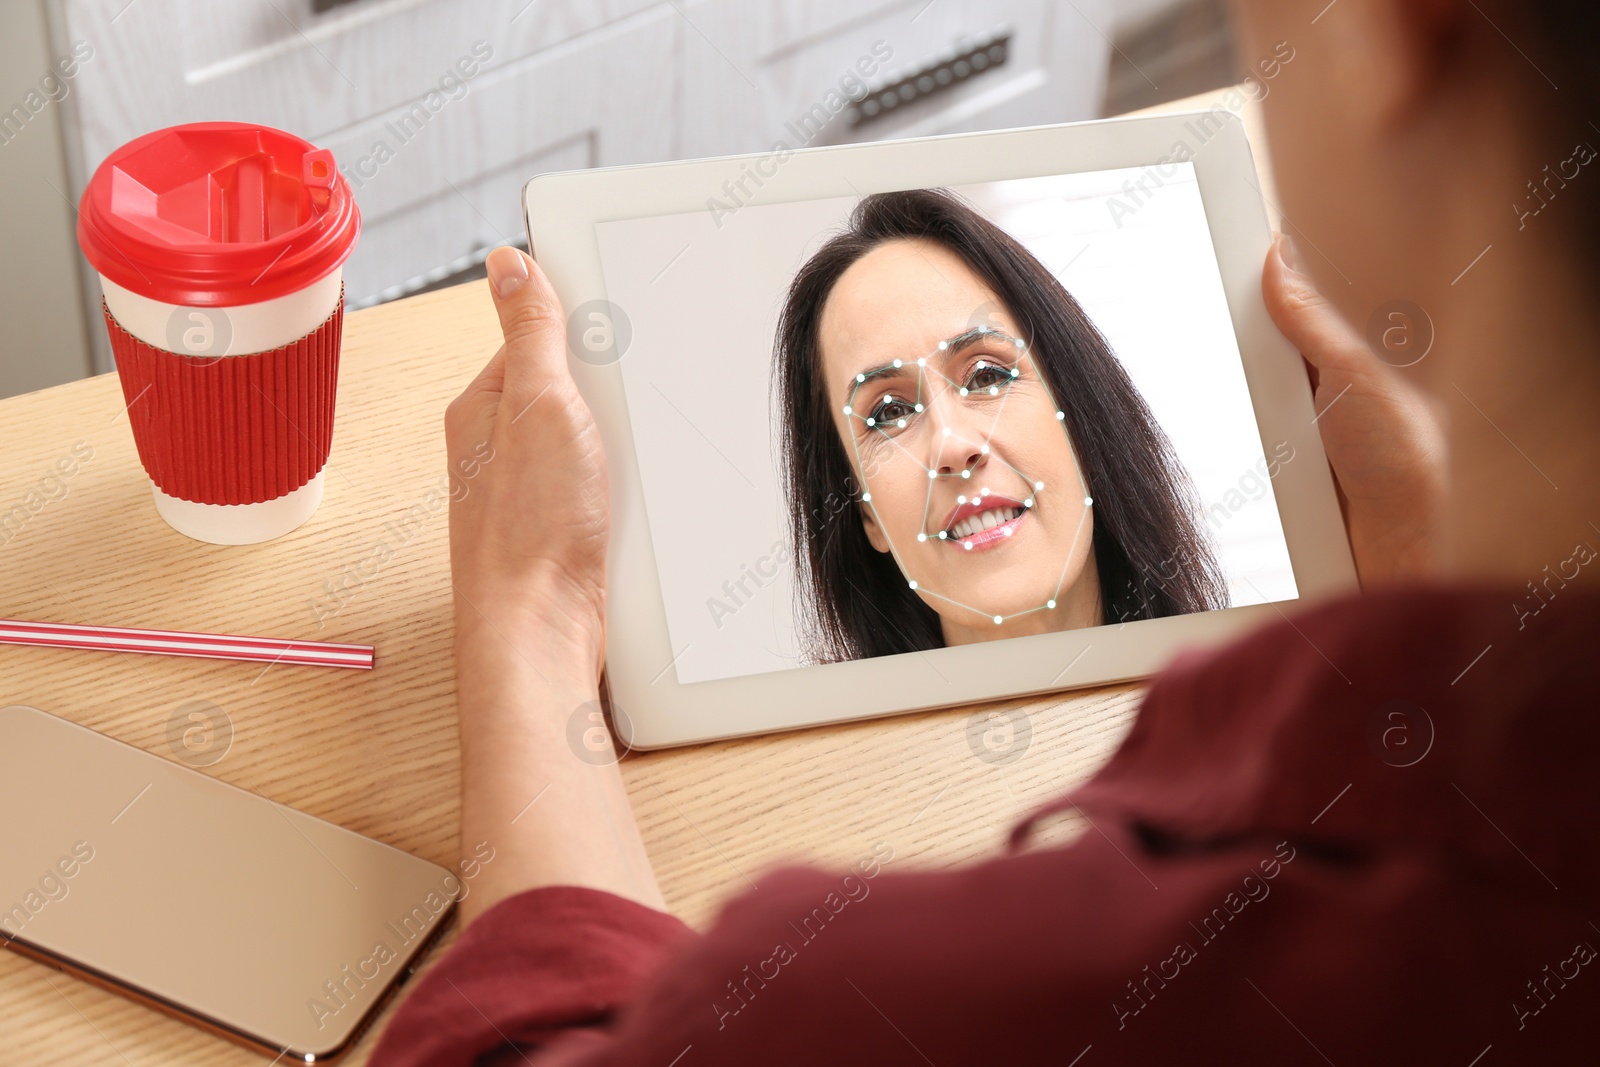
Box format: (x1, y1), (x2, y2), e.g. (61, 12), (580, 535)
(817, 238), (1100, 644)
(594, 170), (1294, 683)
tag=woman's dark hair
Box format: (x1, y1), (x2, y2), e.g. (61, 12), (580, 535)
(773, 188), (1230, 664)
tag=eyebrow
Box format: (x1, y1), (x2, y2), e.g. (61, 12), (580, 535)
(842, 326), (1021, 399)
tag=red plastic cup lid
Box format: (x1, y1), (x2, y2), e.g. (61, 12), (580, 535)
(77, 122), (360, 307)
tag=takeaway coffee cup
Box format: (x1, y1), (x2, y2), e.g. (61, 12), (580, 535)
(77, 122), (360, 545)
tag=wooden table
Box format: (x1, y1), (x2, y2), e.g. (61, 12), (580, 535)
(0, 90), (1275, 1065)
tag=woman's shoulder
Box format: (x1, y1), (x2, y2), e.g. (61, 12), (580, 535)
(1069, 583), (1600, 871)
(1145, 581), (1600, 730)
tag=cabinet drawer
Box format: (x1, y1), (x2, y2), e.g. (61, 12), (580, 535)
(322, 6), (677, 305)
(58, 0), (662, 172)
(675, 0), (1111, 158)
(55, 1), (676, 309)
(346, 134), (591, 305)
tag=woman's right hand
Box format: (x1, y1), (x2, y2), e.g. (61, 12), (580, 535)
(1262, 233), (1445, 586)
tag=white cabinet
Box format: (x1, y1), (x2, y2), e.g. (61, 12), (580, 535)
(38, 0), (1112, 377)
(315, 7), (679, 304)
(56, 0), (664, 167)
(55, 0), (678, 318)
(675, 0), (1111, 158)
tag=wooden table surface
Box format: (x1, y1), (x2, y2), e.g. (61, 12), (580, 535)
(0, 90), (1275, 1065)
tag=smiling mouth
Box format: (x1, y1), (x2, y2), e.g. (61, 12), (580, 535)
(939, 496), (1030, 552)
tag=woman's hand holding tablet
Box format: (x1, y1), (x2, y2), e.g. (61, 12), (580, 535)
(1260, 235), (1445, 585)
(438, 227), (1444, 921)
(444, 246), (663, 923)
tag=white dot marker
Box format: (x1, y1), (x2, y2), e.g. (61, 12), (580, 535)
(1056, 410), (1066, 420)
(1084, 496), (1094, 506)
(993, 615), (1003, 624)
(981, 486), (990, 495)
(938, 340), (948, 350)
(964, 542), (974, 551)
(866, 417), (875, 427)
(857, 373), (866, 383)
(938, 530), (948, 539)
(842, 405), (852, 415)
(928, 469), (937, 479)
(989, 386), (999, 395)
(1002, 527), (1012, 536)
(957, 495), (967, 504)
(862, 492), (872, 502)
(893, 358), (903, 368)
(897, 419), (906, 428)
(959, 387), (969, 396)
(908, 580), (918, 589)
(1047, 599), (1057, 609)
(917, 357), (927, 366)
(916, 532), (927, 542)
(914, 403), (924, 412)
(961, 470), (971, 479)
(1014, 337), (1024, 348)
(1024, 497), (1034, 508)
(980, 444), (990, 454)
(1034, 480), (1045, 490)
(943, 427), (952, 437)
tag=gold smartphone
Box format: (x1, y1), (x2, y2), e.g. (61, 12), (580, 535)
(0, 705), (456, 1062)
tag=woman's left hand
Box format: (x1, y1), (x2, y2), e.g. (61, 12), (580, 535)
(444, 247), (662, 924)
(445, 246), (610, 669)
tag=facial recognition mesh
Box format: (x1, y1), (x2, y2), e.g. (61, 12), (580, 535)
(843, 324), (1093, 626)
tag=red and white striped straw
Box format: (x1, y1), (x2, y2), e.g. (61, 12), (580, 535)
(0, 618), (373, 670)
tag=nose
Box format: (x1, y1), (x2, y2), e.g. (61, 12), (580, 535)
(926, 390), (986, 478)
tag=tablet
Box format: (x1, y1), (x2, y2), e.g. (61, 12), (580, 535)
(522, 110), (1356, 749)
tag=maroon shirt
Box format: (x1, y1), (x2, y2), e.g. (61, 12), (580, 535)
(371, 587), (1598, 1064)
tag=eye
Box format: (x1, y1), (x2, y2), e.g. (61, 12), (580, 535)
(868, 392), (916, 427)
(966, 359), (1017, 393)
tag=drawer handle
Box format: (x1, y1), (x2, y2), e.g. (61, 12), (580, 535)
(846, 28), (1012, 128)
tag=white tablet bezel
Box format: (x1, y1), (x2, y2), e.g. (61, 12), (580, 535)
(523, 110), (1356, 749)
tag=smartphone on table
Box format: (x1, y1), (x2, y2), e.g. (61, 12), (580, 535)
(0, 705), (457, 1062)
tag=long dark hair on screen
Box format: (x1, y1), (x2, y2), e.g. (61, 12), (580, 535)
(773, 188), (1229, 664)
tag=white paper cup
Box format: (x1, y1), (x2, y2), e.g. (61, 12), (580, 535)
(77, 122), (360, 546)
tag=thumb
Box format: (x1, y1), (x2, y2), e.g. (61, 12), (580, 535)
(1262, 233), (1372, 377)
(484, 246), (570, 401)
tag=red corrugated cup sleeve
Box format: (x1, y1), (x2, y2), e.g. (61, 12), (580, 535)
(104, 294), (344, 506)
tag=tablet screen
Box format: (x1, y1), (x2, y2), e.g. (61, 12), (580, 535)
(593, 164), (1296, 684)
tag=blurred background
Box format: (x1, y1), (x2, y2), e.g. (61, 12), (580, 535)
(0, 0), (1239, 400)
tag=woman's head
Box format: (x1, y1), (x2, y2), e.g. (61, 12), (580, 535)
(1228, 1), (1600, 363)
(774, 189), (1228, 663)
(1224, 1), (1600, 581)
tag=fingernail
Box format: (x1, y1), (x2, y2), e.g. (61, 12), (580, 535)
(1277, 233), (1302, 273)
(486, 246), (530, 299)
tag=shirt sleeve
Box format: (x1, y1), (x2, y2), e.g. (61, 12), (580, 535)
(368, 885), (694, 1067)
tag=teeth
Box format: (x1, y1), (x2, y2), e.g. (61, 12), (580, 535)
(950, 506), (1021, 540)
